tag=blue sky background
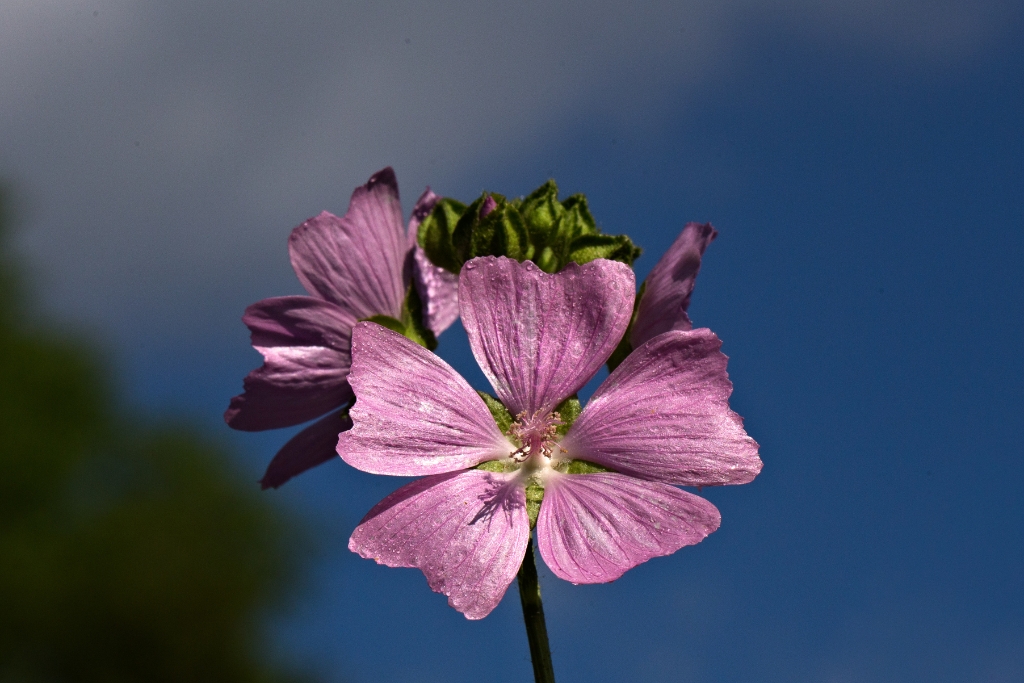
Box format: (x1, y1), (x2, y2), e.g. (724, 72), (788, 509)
(3, 2), (1023, 681)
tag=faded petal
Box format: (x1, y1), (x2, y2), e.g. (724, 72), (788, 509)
(349, 469), (530, 620)
(225, 297), (355, 432)
(338, 322), (511, 476)
(562, 329), (762, 486)
(260, 410), (353, 490)
(536, 472), (721, 584)
(631, 222), (717, 347)
(289, 168), (407, 320)
(459, 257), (635, 416)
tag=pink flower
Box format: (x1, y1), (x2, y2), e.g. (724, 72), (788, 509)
(225, 168), (458, 489)
(338, 256), (761, 619)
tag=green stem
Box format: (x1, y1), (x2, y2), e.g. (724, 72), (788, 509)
(517, 535), (556, 683)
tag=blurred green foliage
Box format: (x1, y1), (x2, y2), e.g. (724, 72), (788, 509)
(0, 189), (317, 682)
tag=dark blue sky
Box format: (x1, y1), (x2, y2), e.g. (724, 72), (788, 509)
(5, 3), (1023, 682)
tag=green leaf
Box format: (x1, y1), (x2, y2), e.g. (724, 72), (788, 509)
(418, 198), (466, 273)
(476, 390), (514, 435)
(567, 233), (642, 267)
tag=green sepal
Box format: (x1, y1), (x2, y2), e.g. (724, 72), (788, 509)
(415, 178), (643, 276)
(401, 282), (437, 350)
(476, 390), (513, 436)
(418, 198), (467, 273)
(525, 480), (544, 529)
(552, 395), (581, 437)
(559, 459), (611, 474)
(453, 193), (531, 265)
(363, 314), (406, 335)
(362, 285), (437, 350)
(606, 281), (645, 372)
(567, 233), (642, 267)
(476, 459), (518, 473)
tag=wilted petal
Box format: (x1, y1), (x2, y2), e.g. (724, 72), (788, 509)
(225, 297), (355, 432)
(260, 410), (353, 490)
(459, 257), (635, 415)
(631, 222), (717, 347)
(536, 472), (720, 584)
(289, 168), (407, 320)
(562, 329), (762, 486)
(339, 322), (512, 475)
(349, 469), (530, 620)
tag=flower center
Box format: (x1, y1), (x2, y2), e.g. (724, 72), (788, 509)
(508, 410), (562, 465)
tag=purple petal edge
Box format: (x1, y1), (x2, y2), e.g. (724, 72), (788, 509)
(631, 222), (717, 348)
(260, 410), (353, 490)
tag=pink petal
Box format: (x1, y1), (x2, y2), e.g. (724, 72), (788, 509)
(225, 345), (352, 431)
(413, 246), (460, 336)
(561, 329), (762, 486)
(349, 469), (530, 620)
(225, 297), (355, 431)
(631, 222), (717, 348)
(288, 167), (407, 320)
(260, 410), (352, 490)
(459, 256), (635, 416)
(338, 322), (512, 476)
(536, 472), (720, 584)
(409, 188), (459, 336)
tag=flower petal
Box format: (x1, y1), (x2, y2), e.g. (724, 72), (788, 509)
(289, 167), (407, 320)
(338, 322), (512, 475)
(562, 329), (762, 486)
(536, 472), (720, 584)
(349, 469), (530, 620)
(459, 256), (635, 416)
(260, 410), (353, 490)
(631, 222), (717, 348)
(225, 297), (355, 431)
(413, 246), (460, 337)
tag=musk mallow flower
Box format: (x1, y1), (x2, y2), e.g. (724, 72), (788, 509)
(225, 167), (458, 489)
(338, 255), (761, 619)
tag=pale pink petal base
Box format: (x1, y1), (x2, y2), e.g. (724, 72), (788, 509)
(338, 323), (512, 475)
(562, 329), (762, 486)
(536, 472), (721, 584)
(260, 410), (352, 490)
(460, 256), (635, 415)
(350, 469), (530, 620)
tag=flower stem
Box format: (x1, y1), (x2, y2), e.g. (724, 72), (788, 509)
(517, 535), (556, 683)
